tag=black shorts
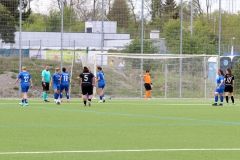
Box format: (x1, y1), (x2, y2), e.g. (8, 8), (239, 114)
(82, 83), (93, 95)
(144, 83), (152, 91)
(224, 85), (233, 93)
(42, 82), (50, 91)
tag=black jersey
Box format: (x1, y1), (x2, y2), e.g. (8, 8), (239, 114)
(79, 72), (94, 84)
(224, 74), (234, 85)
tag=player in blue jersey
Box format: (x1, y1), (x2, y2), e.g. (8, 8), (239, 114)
(14, 66), (33, 106)
(42, 65), (51, 102)
(96, 66), (105, 103)
(60, 67), (70, 102)
(50, 68), (62, 103)
(212, 69), (225, 106)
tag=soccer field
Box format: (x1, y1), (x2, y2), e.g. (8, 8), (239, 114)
(0, 99), (240, 160)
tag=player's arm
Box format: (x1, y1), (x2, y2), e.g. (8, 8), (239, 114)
(218, 79), (224, 88)
(14, 74), (21, 84)
(30, 79), (33, 88)
(77, 75), (82, 85)
(13, 78), (20, 84)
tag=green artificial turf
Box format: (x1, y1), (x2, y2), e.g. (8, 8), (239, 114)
(0, 99), (240, 160)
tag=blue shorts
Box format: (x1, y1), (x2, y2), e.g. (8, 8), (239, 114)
(21, 84), (29, 93)
(215, 86), (225, 94)
(98, 83), (105, 89)
(53, 84), (61, 91)
(60, 83), (69, 91)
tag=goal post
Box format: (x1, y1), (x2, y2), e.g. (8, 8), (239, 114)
(91, 53), (218, 99)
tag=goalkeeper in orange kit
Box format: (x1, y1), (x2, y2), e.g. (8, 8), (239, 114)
(142, 70), (152, 100)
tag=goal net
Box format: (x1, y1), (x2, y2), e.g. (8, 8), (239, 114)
(88, 53), (218, 99)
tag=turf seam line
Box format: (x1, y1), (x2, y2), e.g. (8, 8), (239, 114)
(1, 148), (240, 155)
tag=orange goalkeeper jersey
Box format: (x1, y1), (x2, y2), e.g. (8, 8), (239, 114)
(142, 74), (151, 84)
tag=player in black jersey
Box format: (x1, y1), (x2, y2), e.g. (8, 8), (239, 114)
(224, 68), (235, 105)
(78, 67), (95, 106)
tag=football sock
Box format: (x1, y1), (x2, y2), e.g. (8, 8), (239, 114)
(231, 96), (234, 103)
(86, 94), (89, 99)
(220, 96), (224, 103)
(102, 94), (105, 98)
(56, 93), (59, 99)
(24, 99), (28, 103)
(54, 93), (57, 99)
(84, 101), (86, 105)
(43, 92), (47, 100)
(46, 93), (48, 99)
(88, 99), (91, 102)
(100, 95), (102, 100)
(214, 96), (218, 103)
(225, 96), (229, 103)
(66, 93), (70, 99)
(22, 99), (24, 103)
(60, 92), (63, 99)
(145, 92), (148, 98)
(147, 91), (151, 97)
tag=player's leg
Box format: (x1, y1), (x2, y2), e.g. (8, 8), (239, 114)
(230, 86), (235, 104)
(53, 84), (60, 102)
(224, 86), (229, 104)
(102, 84), (105, 102)
(98, 88), (103, 103)
(19, 84), (25, 106)
(212, 88), (219, 106)
(65, 85), (70, 102)
(24, 85), (29, 106)
(219, 88), (224, 105)
(42, 82), (50, 102)
(87, 85), (93, 106)
(82, 84), (87, 106)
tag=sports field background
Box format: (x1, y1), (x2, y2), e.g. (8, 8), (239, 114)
(0, 99), (239, 160)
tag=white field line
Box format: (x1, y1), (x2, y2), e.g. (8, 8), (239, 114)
(0, 148), (240, 155)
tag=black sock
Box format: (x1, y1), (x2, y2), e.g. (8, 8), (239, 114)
(231, 96), (234, 103)
(226, 96), (229, 103)
(88, 99), (91, 102)
(84, 101), (86, 105)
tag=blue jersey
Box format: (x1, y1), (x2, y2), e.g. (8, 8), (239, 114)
(97, 71), (105, 84)
(61, 72), (70, 85)
(18, 71), (31, 84)
(216, 75), (225, 87)
(90, 73), (95, 84)
(52, 73), (61, 85)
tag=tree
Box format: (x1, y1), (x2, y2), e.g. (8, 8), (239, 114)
(108, 0), (131, 28)
(22, 13), (46, 31)
(150, 0), (163, 21)
(0, 0), (31, 43)
(123, 38), (158, 54)
(163, 0), (179, 19)
(163, 19), (217, 54)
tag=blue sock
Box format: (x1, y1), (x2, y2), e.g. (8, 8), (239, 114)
(25, 99), (28, 103)
(100, 95), (102, 100)
(60, 92), (63, 99)
(66, 93), (70, 99)
(220, 96), (224, 103)
(54, 93), (57, 99)
(86, 94), (89, 99)
(56, 93), (59, 99)
(22, 99), (24, 103)
(215, 96), (218, 103)
(102, 94), (104, 98)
